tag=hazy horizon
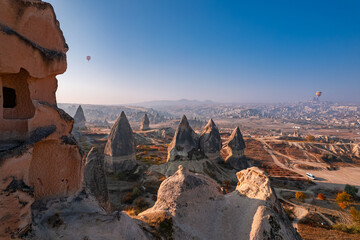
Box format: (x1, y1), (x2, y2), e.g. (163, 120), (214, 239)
(48, 0), (360, 105)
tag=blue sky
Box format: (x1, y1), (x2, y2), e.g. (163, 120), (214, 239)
(47, 0), (360, 104)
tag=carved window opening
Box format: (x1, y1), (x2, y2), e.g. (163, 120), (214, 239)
(3, 87), (16, 108)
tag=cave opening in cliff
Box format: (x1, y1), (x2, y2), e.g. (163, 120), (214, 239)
(2, 87), (16, 108)
(2, 69), (35, 119)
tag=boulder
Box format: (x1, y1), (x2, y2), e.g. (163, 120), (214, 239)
(167, 115), (201, 162)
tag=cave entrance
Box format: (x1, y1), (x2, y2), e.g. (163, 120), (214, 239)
(2, 69), (35, 119)
(3, 87), (16, 108)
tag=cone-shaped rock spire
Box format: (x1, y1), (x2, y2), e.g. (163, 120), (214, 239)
(104, 112), (137, 172)
(223, 126), (247, 170)
(105, 111), (135, 157)
(140, 113), (150, 131)
(199, 119), (222, 155)
(167, 115), (200, 161)
(73, 105), (86, 129)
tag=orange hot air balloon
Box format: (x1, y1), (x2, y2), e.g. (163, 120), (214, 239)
(86, 56), (91, 61)
(316, 91), (322, 97)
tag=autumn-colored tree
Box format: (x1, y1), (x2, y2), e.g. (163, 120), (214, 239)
(306, 134), (316, 142)
(350, 207), (360, 223)
(317, 193), (326, 200)
(336, 191), (353, 204)
(295, 191), (307, 200)
(338, 202), (347, 209)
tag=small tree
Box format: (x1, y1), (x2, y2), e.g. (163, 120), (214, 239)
(344, 185), (358, 198)
(350, 207), (360, 223)
(317, 193), (326, 200)
(336, 191), (353, 208)
(295, 191), (307, 200)
(306, 134), (316, 142)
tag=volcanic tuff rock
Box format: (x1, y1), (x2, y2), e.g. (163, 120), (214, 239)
(223, 126), (248, 170)
(140, 113), (150, 131)
(140, 166), (302, 240)
(167, 115), (201, 162)
(30, 192), (149, 240)
(0, 0), (83, 238)
(199, 118), (222, 159)
(84, 147), (110, 212)
(104, 111), (137, 172)
(73, 105), (86, 129)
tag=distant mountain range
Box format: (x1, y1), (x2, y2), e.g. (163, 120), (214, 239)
(130, 99), (217, 108)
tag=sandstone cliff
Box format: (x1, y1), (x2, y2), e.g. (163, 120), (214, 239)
(0, 1), (83, 238)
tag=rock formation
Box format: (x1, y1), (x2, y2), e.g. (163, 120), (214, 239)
(73, 105), (86, 130)
(167, 115), (201, 162)
(140, 113), (150, 131)
(223, 126), (248, 170)
(0, 1), (83, 238)
(104, 111), (137, 172)
(84, 147), (110, 212)
(140, 166), (301, 240)
(199, 118), (222, 160)
(30, 192), (149, 240)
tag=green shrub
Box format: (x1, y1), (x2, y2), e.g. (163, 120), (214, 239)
(345, 185), (359, 198)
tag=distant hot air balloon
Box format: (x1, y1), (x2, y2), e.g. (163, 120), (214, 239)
(86, 56), (91, 61)
(316, 91), (322, 98)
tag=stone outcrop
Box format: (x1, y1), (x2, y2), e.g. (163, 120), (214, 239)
(140, 166), (301, 240)
(30, 192), (150, 240)
(73, 105), (86, 130)
(84, 147), (110, 212)
(104, 111), (137, 172)
(223, 126), (248, 170)
(199, 118), (222, 161)
(0, 1), (83, 238)
(167, 115), (201, 162)
(140, 113), (150, 131)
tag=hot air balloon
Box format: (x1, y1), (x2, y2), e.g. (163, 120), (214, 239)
(316, 91), (322, 98)
(86, 56), (91, 61)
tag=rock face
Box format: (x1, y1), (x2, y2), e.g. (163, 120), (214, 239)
(140, 166), (301, 240)
(140, 113), (150, 131)
(199, 118), (222, 160)
(223, 126), (248, 170)
(73, 105), (86, 130)
(0, 1), (83, 238)
(84, 147), (110, 212)
(30, 192), (149, 240)
(104, 111), (137, 172)
(167, 115), (200, 162)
